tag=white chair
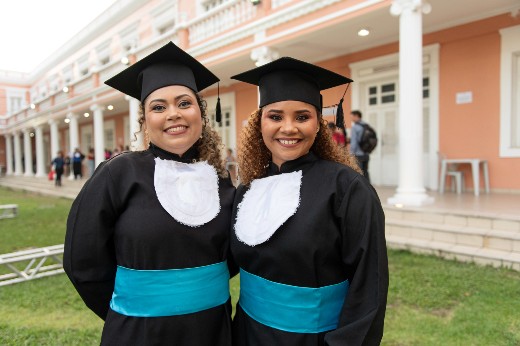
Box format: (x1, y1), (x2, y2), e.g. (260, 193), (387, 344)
(438, 153), (465, 194)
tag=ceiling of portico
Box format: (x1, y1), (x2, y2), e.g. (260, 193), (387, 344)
(208, 0), (520, 85)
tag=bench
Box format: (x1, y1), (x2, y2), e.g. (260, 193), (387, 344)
(0, 244), (64, 286)
(0, 204), (18, 219)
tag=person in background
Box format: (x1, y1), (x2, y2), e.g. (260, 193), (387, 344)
(64, 42), (235, 346)
(72, 148), (85, 179)
(327, 122), (346, 147)
(349, 110), (370, 182)
(51, 150), (65, 187)
(230, 57), (388, 345)
(64, 153), (71, 176)
(104, 148), (112, 160)
(225, 148), (238, 185)
(87, 148), (95, 177)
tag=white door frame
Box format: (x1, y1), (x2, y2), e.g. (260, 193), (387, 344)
(349, 44), (440, 189)
(205, 92), (237, 153)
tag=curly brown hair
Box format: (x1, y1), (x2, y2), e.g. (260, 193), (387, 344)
(135, 93), (228, 177)
(238, 108), (361, 185)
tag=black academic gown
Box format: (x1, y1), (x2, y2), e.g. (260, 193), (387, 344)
(64, 144), (235, 346)
(231, 152), (388, 346)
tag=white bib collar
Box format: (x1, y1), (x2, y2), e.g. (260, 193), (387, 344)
(154, 158), (220, 227)
(235, 171), (302, 246)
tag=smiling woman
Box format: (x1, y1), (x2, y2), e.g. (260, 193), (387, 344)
(63, 42), (235, 346)
(230, 57), (388, 345)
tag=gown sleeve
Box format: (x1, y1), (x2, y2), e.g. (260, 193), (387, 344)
(63, 161), (120, 320)
(324, 175), (389, 346)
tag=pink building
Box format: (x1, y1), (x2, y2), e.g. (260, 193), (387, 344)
(1, 0), (519, 202)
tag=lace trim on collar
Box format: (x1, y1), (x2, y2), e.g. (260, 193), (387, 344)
(154, 158), (220, 227)
(235, 171), (302, 246)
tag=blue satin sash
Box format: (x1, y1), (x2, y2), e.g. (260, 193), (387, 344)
(110, 261), (230, 317)
(239, 268), (349, 333)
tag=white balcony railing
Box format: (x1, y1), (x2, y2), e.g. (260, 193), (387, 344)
(188, 0), (257, 45)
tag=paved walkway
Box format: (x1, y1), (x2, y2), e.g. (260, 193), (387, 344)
(1, 174), (519, 218)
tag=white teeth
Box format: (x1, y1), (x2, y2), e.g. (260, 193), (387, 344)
(279, 139), (298, 145)
(166, 126), (186, 133)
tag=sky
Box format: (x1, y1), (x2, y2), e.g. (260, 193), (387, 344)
(0, 0), (118, 73)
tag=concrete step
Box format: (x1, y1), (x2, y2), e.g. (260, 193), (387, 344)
(384, 206), (520, 233)
(387, 235), (520, 271)
(386, 219), (520, 252)
(0, 176), (85, 199)
(384, 205), (520, 271)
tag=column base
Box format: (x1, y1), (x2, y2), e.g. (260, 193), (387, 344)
(387, 189), (434, 207)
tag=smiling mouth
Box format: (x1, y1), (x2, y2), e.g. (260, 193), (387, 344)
(165, 126), (187, 134)
(277, 139), (300, 145)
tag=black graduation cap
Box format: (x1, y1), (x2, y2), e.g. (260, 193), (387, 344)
(230, 57), (353, 120)
(105, 41), (222, 121)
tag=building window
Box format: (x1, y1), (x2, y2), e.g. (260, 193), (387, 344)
(96, 40), (111, 67)
(367, 83), (397, 105)
(39, 85), (47, 99)
(8, 96), (23, 114)
(77, 53), (90, 76)
(422, 77), (430, 99)
(30, 88), (38, 103)
(63, 65), (73, 84)
(120, 22), (139, 52)
(151, 2), (178, 36)
(50, 74), (59, 93)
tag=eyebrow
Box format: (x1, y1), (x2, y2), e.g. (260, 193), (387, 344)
(265, 108), (313, 114)
(148, 93), (193, 104)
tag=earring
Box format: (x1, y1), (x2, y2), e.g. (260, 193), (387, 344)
(316, 127), (320, 134)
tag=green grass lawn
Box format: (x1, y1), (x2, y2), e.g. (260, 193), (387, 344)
(1, 186), (519, 345)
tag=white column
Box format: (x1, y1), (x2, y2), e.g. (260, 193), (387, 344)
(250, 46), (280, 106)
(388, 0), (433, 206)
(23, 129), (34, 176)
(13, 132), (23, 176)
(5, 134), (13, 175)
(68, 113), (80, 179)
(250, 46), (280, 67)
(34, 124), (46, 177)
(91, 104), (105, 167)
(126, 96), (143, 151)
(48, 119), (60, 161)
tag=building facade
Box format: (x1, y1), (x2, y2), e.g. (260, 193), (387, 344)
(1, 0), (519, 201)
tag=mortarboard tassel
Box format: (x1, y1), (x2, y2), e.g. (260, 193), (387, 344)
(335, 97), (345, 130)
(335, 83), (350, 130)
(215, 83), (222, 123)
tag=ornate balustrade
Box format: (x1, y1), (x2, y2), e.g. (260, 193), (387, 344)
(188, 0), (257, 45)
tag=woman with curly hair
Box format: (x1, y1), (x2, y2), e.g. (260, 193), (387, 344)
(64, 42), (235, 346)
(230, 57), (388, 345)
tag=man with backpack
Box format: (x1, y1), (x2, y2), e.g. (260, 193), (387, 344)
(349, 110), (377, 183)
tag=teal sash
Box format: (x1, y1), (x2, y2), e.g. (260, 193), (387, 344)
(110, 261), (230, 317)
(239, 268), (348, 333)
